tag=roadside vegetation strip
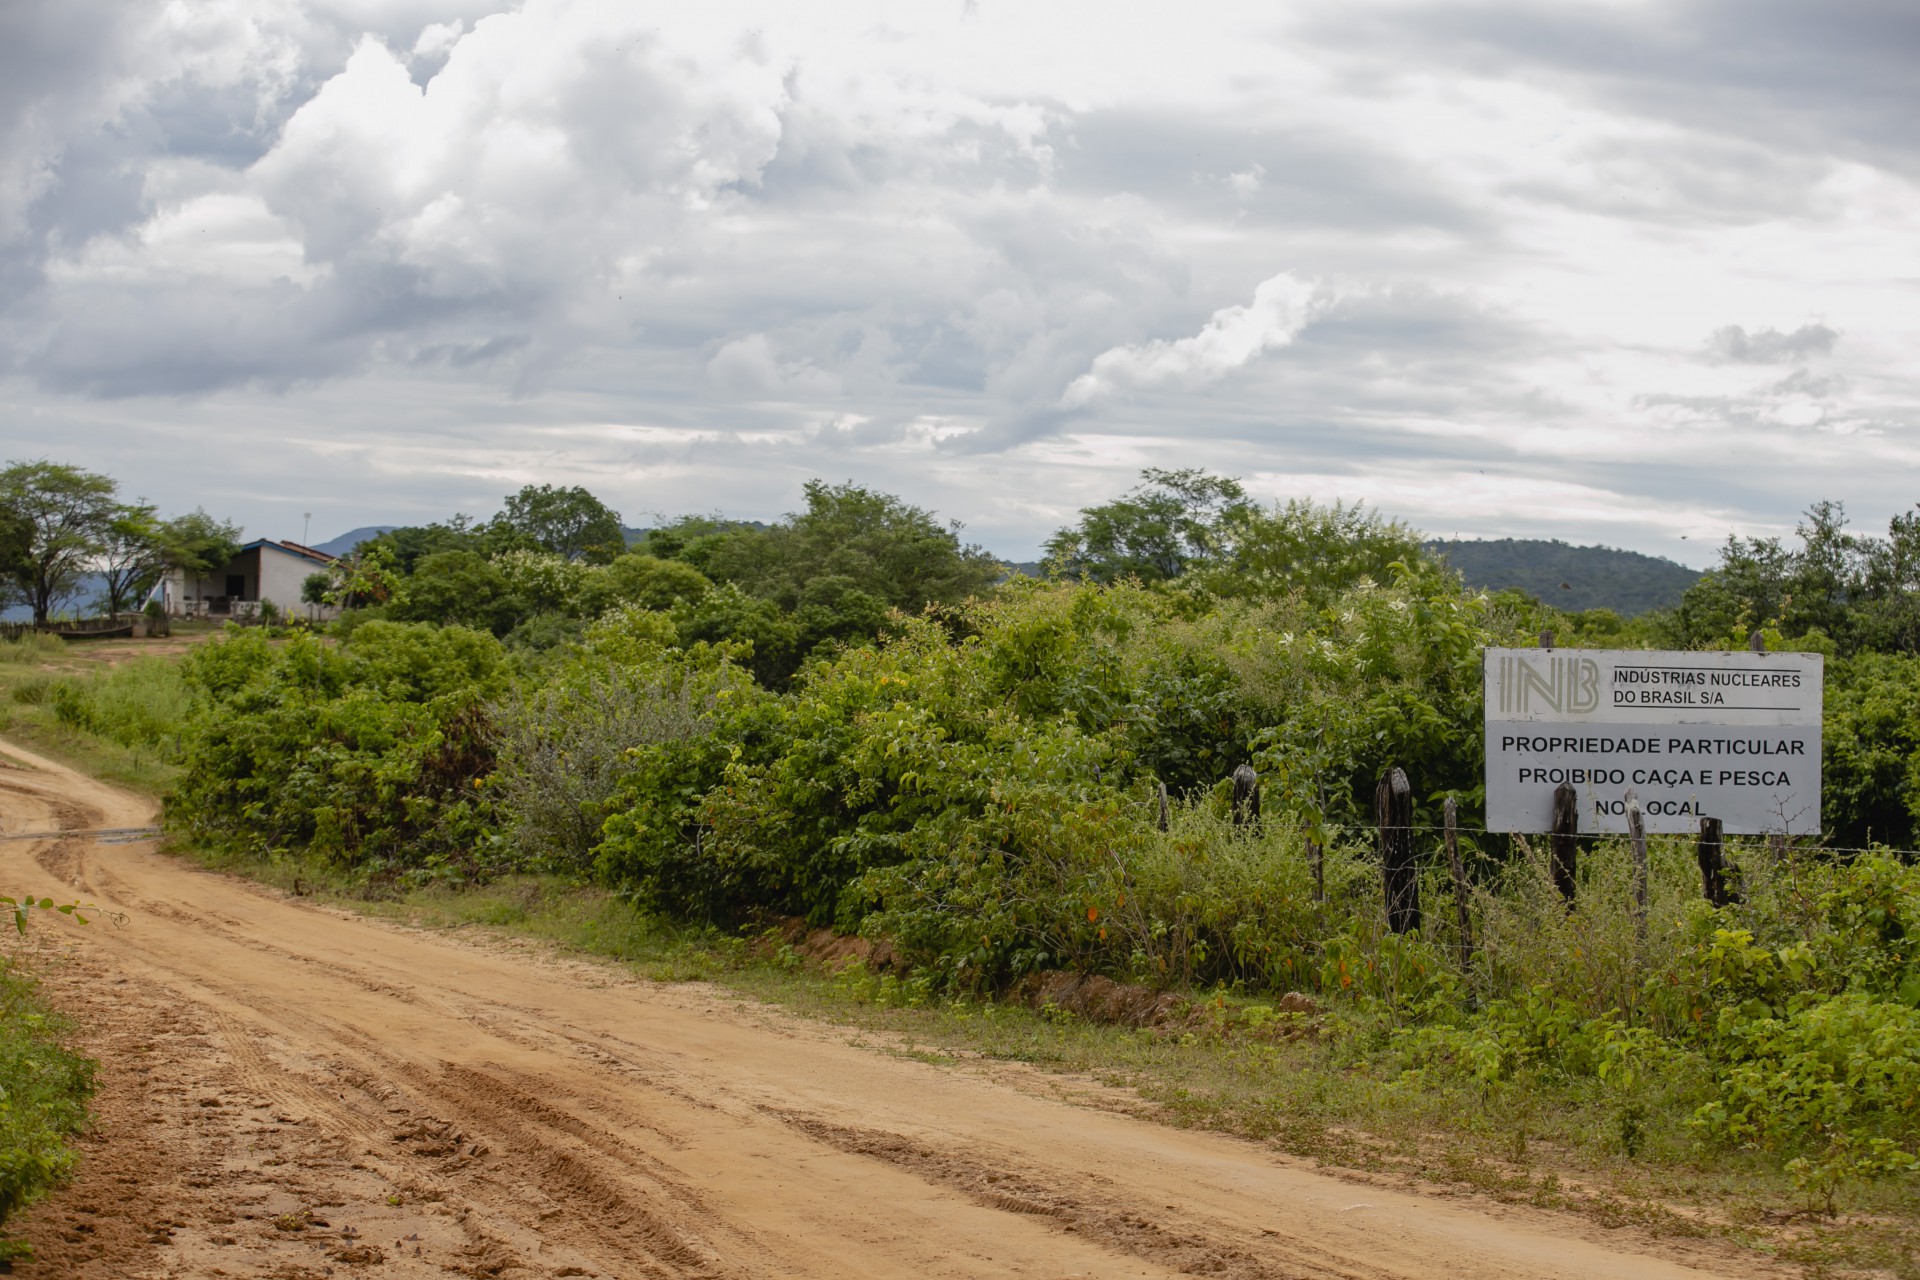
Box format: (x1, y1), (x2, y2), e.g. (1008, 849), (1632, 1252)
(0, 952), (96, 1263)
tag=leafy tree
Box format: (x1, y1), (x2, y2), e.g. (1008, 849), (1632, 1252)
(673, 584), (801, 687)
(1665, 501), (1920, 655)
(386, 550), (515, 633)
(601, 553), (712, 611)
(158, 510), (245, 615)
(1045, 469), (1254, 583)
(370, 515), (490, 574)
(97, 504), (167, 617)
(325, 542), (405, 610)
(0, 461), (119, 624)
(0, 505), (32, 611)
(639, 515), (765, 569)
(1195, 498), (1427, 604)
(496, 484), (625, 564)
(1822, 653), (1920, 849)
(689, 481), (1001, 681)
(703, 481), (1001, 614)
(1854, 508), (1920, 654)
(301, 571), (333, 612)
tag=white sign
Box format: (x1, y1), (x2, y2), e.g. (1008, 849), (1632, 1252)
(1484, 647), (1823, 835)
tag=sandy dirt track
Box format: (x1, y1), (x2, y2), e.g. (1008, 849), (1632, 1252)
(0, 738), (1768, 1279)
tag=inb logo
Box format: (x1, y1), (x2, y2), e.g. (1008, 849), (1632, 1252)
(1496, 654), (1601, 715)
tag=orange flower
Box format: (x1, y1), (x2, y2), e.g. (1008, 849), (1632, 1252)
(1086, 906), (1099, 922)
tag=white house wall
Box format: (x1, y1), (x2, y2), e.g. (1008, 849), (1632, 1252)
(155, 546), (339, 620)
(259, 549), (339, 620)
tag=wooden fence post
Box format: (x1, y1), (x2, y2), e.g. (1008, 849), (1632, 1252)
(1376, 767), (1419, 933)
(1549, 782), (1579, 907)
(1444, 797), (1472, 970)
(1625, 788), (1648, 945)
(1311, 776), (1327, 905)
(1157, 781), (1170, 833)
(1231, 765), (1260, 828)
(1697, 816), (1737, 908)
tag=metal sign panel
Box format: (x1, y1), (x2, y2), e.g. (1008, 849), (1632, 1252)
(1483, 647), (1823, 835)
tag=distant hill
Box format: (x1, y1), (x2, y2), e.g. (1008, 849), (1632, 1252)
(1428, 539), (1702, 615)
(312, 526), (397, 558)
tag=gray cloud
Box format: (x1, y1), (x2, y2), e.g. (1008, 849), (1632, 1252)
(1055, 109), (1489, 236)
(1706, 323), (1839, 364)
(1311, 1), (1920, 168)
(0, 1), (1914, 564)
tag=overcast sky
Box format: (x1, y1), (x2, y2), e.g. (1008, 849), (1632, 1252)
(2, 0), (1916, 561)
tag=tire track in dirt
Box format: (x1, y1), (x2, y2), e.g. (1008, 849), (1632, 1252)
(767, 1110), (1400, 1280)
(0, 737), (1786, 1280)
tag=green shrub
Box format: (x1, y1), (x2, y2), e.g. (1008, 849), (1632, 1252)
(491, 622), (758, 874)
(1696, 993), (1920, 1154)
(0, 961), (94, 1253)
(168, 623), (508, 872)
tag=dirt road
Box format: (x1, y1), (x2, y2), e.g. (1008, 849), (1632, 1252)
(0, 739), (1769, 1279)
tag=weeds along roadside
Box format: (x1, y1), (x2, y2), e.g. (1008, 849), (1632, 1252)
(0, 947), (94, 1263)
(0, 633), (195, 795)
(0, 633), (208, 1258)
(7, 620), (1920, 1276)
(0, 638), (113, 1260)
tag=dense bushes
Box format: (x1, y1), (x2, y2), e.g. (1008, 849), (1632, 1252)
(490, 610), (759, 875)
(586, 571), (1532, 951)
(169, 624), (506, 872)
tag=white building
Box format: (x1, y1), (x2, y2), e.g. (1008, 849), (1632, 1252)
(156, 539), (340, 621)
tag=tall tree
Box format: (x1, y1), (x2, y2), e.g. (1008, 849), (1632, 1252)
(701, 481), (1002, 615)
(0, 461), (119, 624)
(324, 542), (405, 610)
(1194, 499), (1428, 604)
(0, 505), (30, 612)
(369, 514), (488, 574)
(159, 510), (245, 615)
(98, 503), (167, 617)
(1045, 469), (1254, 583)
(496, 485), (625, 563)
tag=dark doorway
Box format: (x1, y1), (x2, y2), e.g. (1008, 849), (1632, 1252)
(226, 574), (245, 600)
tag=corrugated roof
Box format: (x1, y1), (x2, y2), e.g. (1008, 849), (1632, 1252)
(240, 539), (339, 565)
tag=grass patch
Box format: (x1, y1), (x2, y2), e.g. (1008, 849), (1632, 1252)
(0, 635), (203, 794)
(0, 957), (96, 1261)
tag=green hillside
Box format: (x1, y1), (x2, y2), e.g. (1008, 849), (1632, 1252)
(1427, 538), (1701, 615)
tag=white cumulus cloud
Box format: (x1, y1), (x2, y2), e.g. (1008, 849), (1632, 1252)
(1059, 272), (1323, 407)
